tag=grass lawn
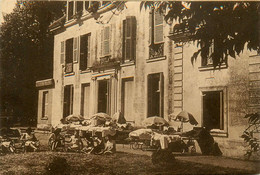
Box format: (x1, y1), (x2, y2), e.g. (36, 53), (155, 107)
(0, 151), (255, 175)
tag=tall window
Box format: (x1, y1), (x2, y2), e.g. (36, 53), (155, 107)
(149, 9), (164, 59)
(147, 73), (164, 117)
(65, 38), (73, 73)
(122, 16), (136, 63)
(63, 85), (74, 118)
(76, 1), (83, 13)
(201, 41), (214, 67)
(101, 26), (110, 57)
(42, 91), (48, 119)
(81, 83), (90, 117)
(80, 33), (91, 70)
(202, 91), (224, 130)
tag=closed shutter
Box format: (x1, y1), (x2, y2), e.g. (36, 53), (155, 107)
(124, 16), (136, 61)
(154, 11), (164, 44)
(73, 37), (79, 62)
(60, 41), (65, 64)
(101, 29), (104, 56)
(103, 26), (110, 56)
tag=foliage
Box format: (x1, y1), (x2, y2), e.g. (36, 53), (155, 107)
(0, 1), (65, 125)
(241, 112), (260, 159)
(141, 2), (259, 67)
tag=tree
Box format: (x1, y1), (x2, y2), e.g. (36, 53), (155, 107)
(0, 1), (65, 126)
(141, 1), (259, 67)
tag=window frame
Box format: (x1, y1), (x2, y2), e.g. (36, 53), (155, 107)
(200, 86), (228, 137)
(80, 33), (91, 71)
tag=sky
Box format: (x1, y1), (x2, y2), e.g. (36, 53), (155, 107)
(0, 0), (17, 23)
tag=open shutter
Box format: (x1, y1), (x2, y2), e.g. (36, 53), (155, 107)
(73, 37), (79, 62)
(87, 34), (91, 67)
(60, 41), (65, 64)
(149, 9), (153, 45)
(122, 20), (126, 62)
(154, 11), (164, 44)
(159, 72), (164, 117)
(124, 16), (136, 61)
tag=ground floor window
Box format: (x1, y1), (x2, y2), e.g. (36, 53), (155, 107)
(42, 91), (48, 119)
(98, 80), (110, 114)
(147, 73), (164, 117)
(63, 85), (74, 118)
(202, 91), (224, 130)
(121, 78), (134, 122)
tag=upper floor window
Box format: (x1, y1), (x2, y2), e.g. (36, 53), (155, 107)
(64, 38), (78, 73)
(80, 33), (91, 71)
(122, 16), (136, 63)
(149, 9), (164, 59)
(68, 1), (75, 21)
(201, 41), (214, 67)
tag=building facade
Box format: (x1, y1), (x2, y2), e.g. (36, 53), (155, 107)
(36, 1), (260, 158)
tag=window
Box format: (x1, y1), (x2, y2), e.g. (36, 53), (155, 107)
(202, 91), (224, 130)
(101, 26), (110, 57)
(149, 9), (164, 59)
(63, 85), (74, 118)
(65, 38), (73, 73)
(68, 1), (74, 21)
(81, 83), (90, 117)
(85, 1), (90, 10)
(42, 91), (48, 119)
(80, 33), (91, 70)
(122, 16), (136, 63)
(201, 41), (214, 67)
(147, 73), (164, 117)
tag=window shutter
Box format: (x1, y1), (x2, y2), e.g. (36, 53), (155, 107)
(159, 72), (164, 117)
(60, 41), (65, 64)
(122, 19), (126, 62)
(73, 37), (78, 62)
(103, 26), (110, 56)
(124, 16), (136, 61)
(149, 11), (153, 45)
(154, 11), (164, 44)
(87, 34), (91, 67)
(101, 28), (104, 56)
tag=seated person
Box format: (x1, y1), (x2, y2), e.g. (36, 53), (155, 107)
(21, 127), (39, 152)
(49, 128), (64, 151)
(103, 135), (116, 154)
(91, 135), (105, 154)
(68, 130), (81, 151)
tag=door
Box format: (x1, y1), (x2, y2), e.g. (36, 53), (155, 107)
(122, 78), (134, 122)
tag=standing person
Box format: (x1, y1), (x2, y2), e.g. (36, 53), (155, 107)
(21, 127), (38, 152)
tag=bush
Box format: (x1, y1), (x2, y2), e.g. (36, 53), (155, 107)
(45, 156), (70, 175)
(151, 149), (176, 167)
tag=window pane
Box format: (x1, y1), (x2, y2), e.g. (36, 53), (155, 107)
(76, 1), (83, 13)
(68, 1), (74, 20)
